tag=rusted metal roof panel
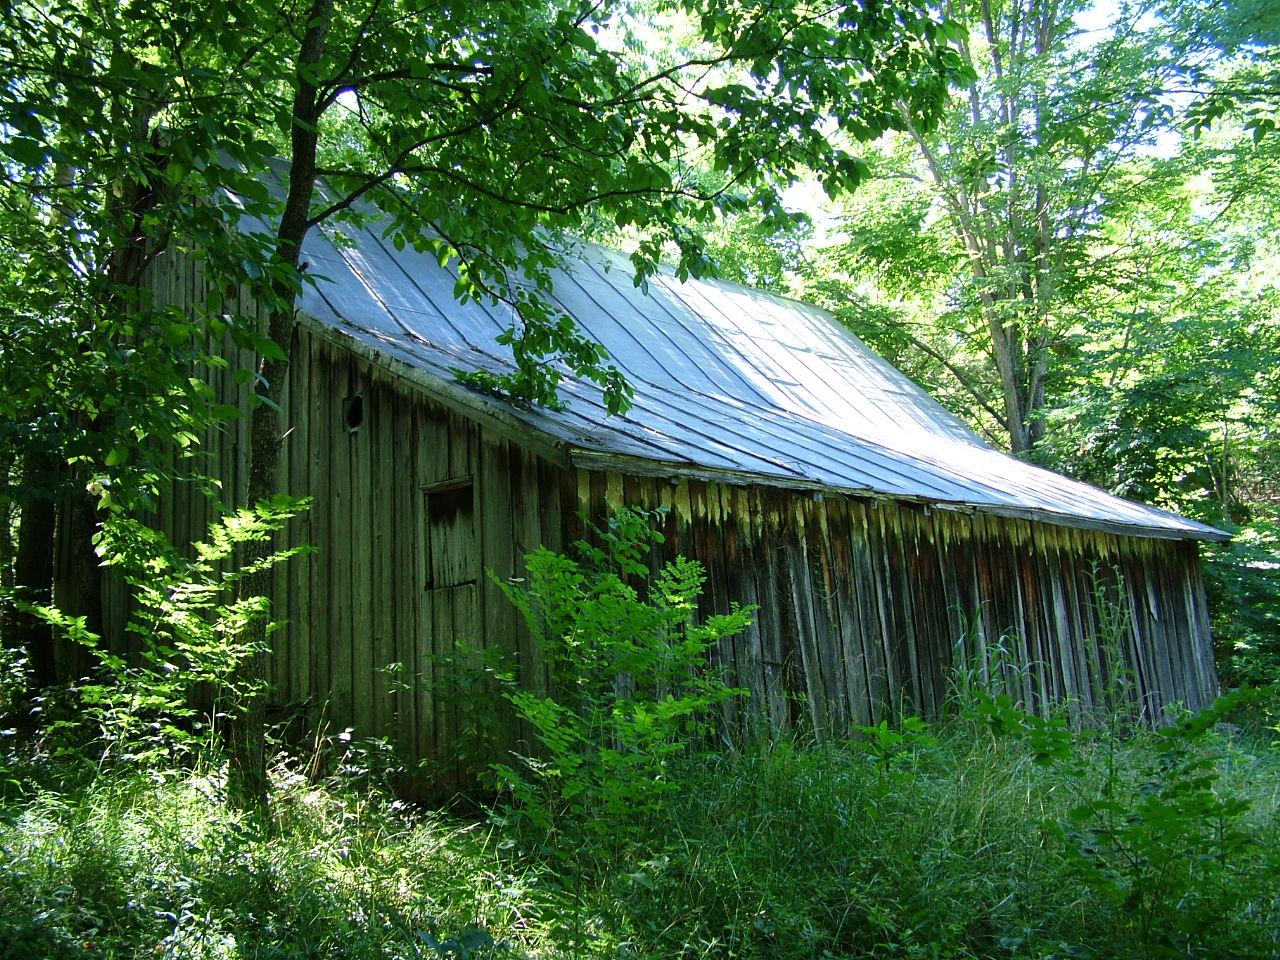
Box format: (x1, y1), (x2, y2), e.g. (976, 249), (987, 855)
(278, 187), (1227, 542)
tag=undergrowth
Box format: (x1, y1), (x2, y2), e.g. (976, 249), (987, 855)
(2, 717), (1277, 960)
(0, 763), (528, 960)
(4, 509), (1277, 958)
(5, 512), (1274, 957)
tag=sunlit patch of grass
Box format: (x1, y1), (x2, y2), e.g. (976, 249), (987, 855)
(0, 766), (540, 960)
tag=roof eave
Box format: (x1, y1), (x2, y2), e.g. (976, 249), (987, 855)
(298, 313), (575, 469)
(299, 312), (1232, 546)
(568, 449), (1232, 543)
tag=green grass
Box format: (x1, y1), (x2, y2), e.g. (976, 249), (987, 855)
(0, 764), (546, 960)
(2, 722), (1278, 960)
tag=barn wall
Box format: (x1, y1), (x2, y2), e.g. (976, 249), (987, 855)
(132, 253), (1219, 784)
(553, 469), (1217, 734)
(613, 481), (1219, 731)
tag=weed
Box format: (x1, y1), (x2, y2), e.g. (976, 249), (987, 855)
(22, 497), (309, 771)
(491, 506), (752, 847)
(2, 716), (1277, 960)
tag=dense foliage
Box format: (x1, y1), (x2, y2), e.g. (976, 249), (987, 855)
(0, 0), (968, 802)
(2, 701), (1277, 960)
(494, 507), (752, 840)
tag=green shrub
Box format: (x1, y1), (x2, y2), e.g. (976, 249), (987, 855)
(1206, 506), (1280, 686)
(492, 506), (752, 844)
(1043, 689), (1278, 959)
(24, 496), (308, 770)
(574, 719), (1278, 959)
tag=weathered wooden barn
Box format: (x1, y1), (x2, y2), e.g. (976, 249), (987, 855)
(144, 176), (1227, 777)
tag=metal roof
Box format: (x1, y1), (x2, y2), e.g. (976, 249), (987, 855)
(258, 178), (1228, 543)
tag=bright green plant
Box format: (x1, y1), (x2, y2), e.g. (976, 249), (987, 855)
(1086, 566), (1142, 729)
(0, 646), (27, 793)
(26, 496), (309, 769)
(938, 575), (1276, 956)
(0, 646), (25, 720)
(947, 608), (1032, 712)
(1206, 507), (1280, 685)
(491, 507), (752, 841)
(848, 715), (938, 775)
(1043, 688), (1274, 958)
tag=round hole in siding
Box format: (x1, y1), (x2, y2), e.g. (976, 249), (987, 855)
(343, 394), (364, 432)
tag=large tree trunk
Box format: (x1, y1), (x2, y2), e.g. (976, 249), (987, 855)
(52, 482), (103, 680)
(10, 450), (60, 694)
(226, 0), (332, 812)
(987, 311), (1032, 454)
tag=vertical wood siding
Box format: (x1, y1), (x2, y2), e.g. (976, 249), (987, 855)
(130, 263), (1219, 782)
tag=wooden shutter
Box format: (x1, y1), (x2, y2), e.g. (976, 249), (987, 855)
(423, 476), (476, 589)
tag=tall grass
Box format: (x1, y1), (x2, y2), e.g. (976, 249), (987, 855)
(3, 719), (1277, 960)
(0, 767), (542, 960)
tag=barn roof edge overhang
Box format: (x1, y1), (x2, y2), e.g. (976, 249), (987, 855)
(298, 313), (1231, 545)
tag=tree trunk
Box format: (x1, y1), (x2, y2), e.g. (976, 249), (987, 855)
(226, 0), (332, 812)
(10, 450), (60, 694)
(987, 311), (1031, 454)
(52, 482), (103, 680)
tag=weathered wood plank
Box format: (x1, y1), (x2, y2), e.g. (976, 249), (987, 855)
(1185, 548), (1217, 708)
(526, 455), (566, 697)
(1038, 526), (1081, 719)
(282, 397), (307, 708)
(873, 505), (914, 712)
(729, 484), (766, 727)
(287, 329), (313, 714)
(416, 402), (450, 762)
(392, 379), (418, 762)
(690, 481), (736, 725)
(846, 501), (888, 722)
(1005, 522), (1036, 711)
(431, 583), (456, 787)
(932, 510), (962, 709)
(479, 434), (516, 762)
(906, 509), (944, 715)
(825, 498), (866, 726)
(670, 478), (692, 557)
(748, 486), (787, 729)
(894, 508), (929, 714)
(510, 446), (543, 705)
(307, 341), (333, 731)
(785, 500), (827, 739)
(605, 470), (624, 512)
(350, 369), (375, 739)
(371, 377), (395, 738)
(806, 498), (846, 731)
(328, 356), (355, 729)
